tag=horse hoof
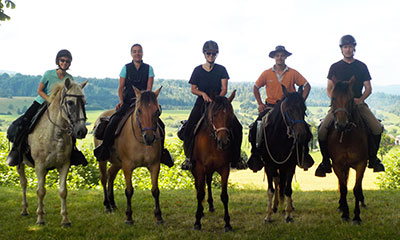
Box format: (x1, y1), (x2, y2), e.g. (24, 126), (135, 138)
(224, 225), (233, 232)
(104, 208), (112, 214)
(193, 224), (201, 231)
(125, 220), (134, 225)
(21, 212), (29, 217)
(264, 218), (273, 224)
(156, 219), (164, 225)
(272, 207), (278, 213)
(352, 219), (362, 225)
(341, 216), (350, 222)
(285, 217), (294, 223)
(209, 207), (215, 213)
(36, 221), (45, 226)
(62, 222), (72, 227)
(361, 202), (367, 208)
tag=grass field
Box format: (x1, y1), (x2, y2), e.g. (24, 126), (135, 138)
(1, 186), (399, 240)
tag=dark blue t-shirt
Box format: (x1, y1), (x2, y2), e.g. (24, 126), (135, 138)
(189, 64), (229, 105)
(327, 59), (371, 98)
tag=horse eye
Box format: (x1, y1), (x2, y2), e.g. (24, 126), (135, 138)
(67, 100), (74, 106)
(137, 109), (142, 114)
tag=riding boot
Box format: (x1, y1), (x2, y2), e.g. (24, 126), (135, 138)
(246, 121), (264, 172)
(298, 144), (314, 171)
(367, 134), (385, 172)
(315, 140), (332, 177)
(158, 121), (174, 168)
(94, 115), (119, 161)
(6, 121), (29, 166)
(6, 145), (22, 166)
(181, 138), (194, 171)
(70, 137), (88, 166)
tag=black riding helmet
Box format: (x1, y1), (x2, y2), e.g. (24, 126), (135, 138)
(202, 40), (219, 53)
(56, 49), (72, 69)
(339, 35), (357, 47)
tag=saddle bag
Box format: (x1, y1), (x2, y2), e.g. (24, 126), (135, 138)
(94, 116), (111, 140)
(177, 120), (187, 141)
(7, 115), (25, 143)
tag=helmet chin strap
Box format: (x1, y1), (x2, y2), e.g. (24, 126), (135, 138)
(58, 65), (69, 71)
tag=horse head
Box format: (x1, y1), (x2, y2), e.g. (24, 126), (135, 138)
(57, 78), (88, 139)
(207, 90), (236, 150)
(331, 76), (355, 132)
(133, 86), (162, 146)
(280, 85), (308, 144)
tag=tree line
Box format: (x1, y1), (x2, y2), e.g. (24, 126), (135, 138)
(1, 72), (400, 115)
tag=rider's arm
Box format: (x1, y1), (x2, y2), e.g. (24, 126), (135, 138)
(253, 84), (267, 113)
(326, 79), (334, 99)
(191, 84), (212, 102)
(116, 77), (125, 109)
(37, 82), (48, 102)
(146, 76), (154, 91)
(219, 78), (227, 96)
(302, 82), (311, 100)
(355, 80), (372, 104)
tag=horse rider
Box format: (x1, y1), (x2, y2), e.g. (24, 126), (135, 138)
(94, 43), (174, 167)
(315, 35), (385, 177)
(180, 40), (247, 171)
(247, 45), (314, 172)
(6, 49), (87, 167)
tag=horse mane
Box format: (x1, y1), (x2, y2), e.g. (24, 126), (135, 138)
(136, 90), (158, 107)
(48, 82), (65, 103)
(212, 96), (233, 112)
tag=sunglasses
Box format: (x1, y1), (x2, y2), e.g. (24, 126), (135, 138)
(59, 59), (71, 64)
(205, 52), (217, 56)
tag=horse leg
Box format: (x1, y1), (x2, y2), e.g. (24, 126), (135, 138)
(17, 164), (29, 216)
(58, 164), (71, 227)
(193, 171), (205, 231)
(105, 163), (120, 212)
(284, 165), (296, 223)
(220, 168), (232, 232)
(123, 168), (134, 225)
(264, 168), (275, 223)
(149, 164), (163, 225)
(35, 167), (48, 225)
(353, 166), (366, 225)
(273, 175), (280, 213)
(206, 173), (215, 212)
(99, 160), (111, 212)
(335, 167), (350, 221)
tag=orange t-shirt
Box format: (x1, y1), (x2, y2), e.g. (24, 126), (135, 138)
(255, 67), (307, 104)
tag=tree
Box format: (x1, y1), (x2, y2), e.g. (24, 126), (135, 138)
(0, 0), (15, 22)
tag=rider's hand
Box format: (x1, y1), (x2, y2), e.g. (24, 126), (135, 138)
(116, 102), (123, 110)
(202, 92), (212, 103)
(354, 98), (364, 105)
(258, 103), (268, 113)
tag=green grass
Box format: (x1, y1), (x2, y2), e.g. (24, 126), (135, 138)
(1, 186), (399, 239)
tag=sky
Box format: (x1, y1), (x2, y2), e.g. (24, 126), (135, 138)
(1, 0), (400, 86)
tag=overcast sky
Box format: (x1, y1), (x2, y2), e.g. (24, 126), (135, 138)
(1, 0), (399, 86)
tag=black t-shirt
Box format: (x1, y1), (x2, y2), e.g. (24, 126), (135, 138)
(189, 64), (229, 104)
(327, 59), (371, 98)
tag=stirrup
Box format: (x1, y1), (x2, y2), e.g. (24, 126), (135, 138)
(315, 161), (332, 177)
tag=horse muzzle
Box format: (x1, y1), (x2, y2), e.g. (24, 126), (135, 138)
(142, 131), (156, 146)
(74, 125), (88, 139)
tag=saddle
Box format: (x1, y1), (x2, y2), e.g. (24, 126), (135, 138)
(177, 115), (205, 141)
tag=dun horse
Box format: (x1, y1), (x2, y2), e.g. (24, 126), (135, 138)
(260, 86), (309, 223)
(328, 78), (368, 224)
(16, 79), (88, 226)
(191, 90), (237, 232)
(94, 87), (164, 225)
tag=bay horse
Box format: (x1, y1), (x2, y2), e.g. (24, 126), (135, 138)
(16, 78), (88, 226)
(94, 87), (163, 225)
(328, 77), (368, 224)
(261, 86), (309, 223)
(191, 90), (237, 232)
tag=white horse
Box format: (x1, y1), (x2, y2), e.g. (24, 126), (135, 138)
(16, 78), (88, 226)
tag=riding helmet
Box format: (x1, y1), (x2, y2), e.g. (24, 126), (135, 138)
(339, 35), (357, 47)
(202, 40), (219, 53)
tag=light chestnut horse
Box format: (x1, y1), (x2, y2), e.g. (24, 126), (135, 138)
(94, 87), (163, 225)
(16, 78), (88, 226)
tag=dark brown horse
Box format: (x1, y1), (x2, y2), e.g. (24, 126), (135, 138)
(94, 87), (163, 225)
(328, 77), (368, 224)
(191, 90), (237, 232)
(261, 86), (309, 223)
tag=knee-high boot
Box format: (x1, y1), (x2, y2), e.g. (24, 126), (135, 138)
(368, 134), (385, 172)
(315, 140), (332, 177)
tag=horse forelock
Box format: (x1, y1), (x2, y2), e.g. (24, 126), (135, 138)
(136, 91), (158, 108)
(48, 81), (84, 104)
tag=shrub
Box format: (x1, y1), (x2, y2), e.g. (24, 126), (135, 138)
(377, 147), (400, 189)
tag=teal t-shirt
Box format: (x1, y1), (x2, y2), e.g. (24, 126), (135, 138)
(34, 69), (74, 104)
(119, 65), (154, 78)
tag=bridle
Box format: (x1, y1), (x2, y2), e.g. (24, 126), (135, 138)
(207, 102), (231, 140)
(47, 87), (87, 135)
(263, 98), (307, 165)
(130, 102), (161, 144)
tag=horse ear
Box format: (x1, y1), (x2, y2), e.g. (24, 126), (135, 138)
(133, 86), (141, 98)
(154, 86), (162, 98)
(80, 80), (88, 89)
(227, 89), (236, 102)
(349, 76), (355, 87)
(65, 78), (72, 89)
(281, 84), (289, 97)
